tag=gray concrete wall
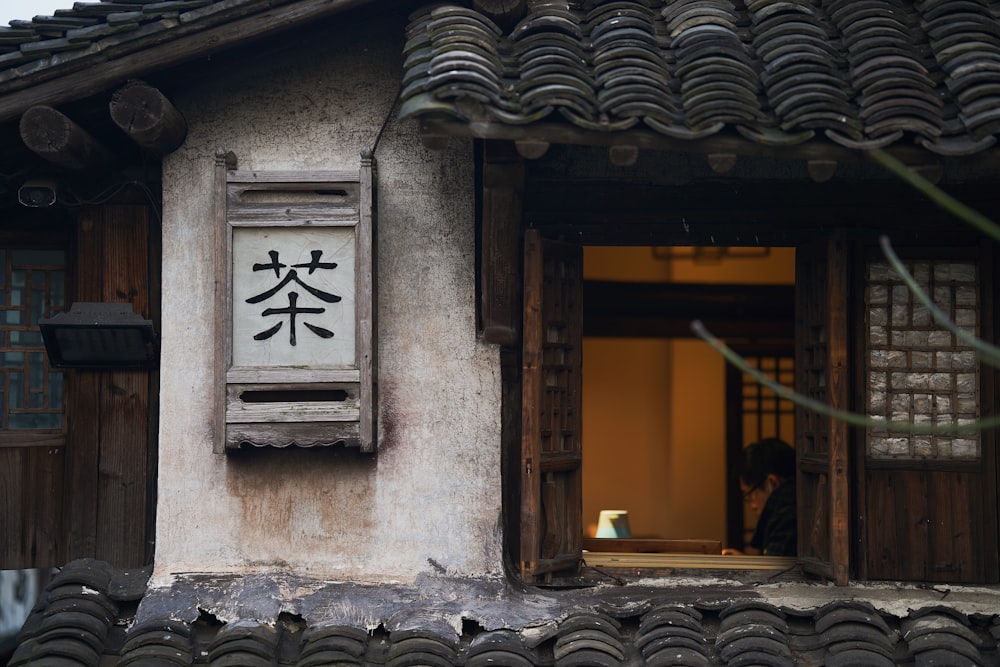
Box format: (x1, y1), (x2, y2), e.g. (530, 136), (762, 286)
(156, 14), (503, 582)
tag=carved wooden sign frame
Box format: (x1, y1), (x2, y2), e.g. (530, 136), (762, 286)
(214, 151), (376, 453)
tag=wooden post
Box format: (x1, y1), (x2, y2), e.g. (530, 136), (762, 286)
(19, 105), (111, 170)
(110, 80), (188, 155)
(481, 141), (523, 345)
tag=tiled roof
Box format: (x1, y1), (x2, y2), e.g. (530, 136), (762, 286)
(10, 560), (1000, 665)
(0, 0), (227, 87)
(0, 0), (378, 122)
(399, 1), (1000, 157)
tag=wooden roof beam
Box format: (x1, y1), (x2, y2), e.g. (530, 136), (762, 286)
(110, 80), (188, 156)
(19, 105), (111, 171)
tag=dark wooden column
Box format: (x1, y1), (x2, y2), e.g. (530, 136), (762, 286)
(480, 141), (524, 345)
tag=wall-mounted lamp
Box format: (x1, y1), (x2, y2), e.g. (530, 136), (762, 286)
(40, 302), (158, 369)
(18, 179), (58, 207)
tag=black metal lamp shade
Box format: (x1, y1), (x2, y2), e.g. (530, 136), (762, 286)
(39, 302), (158, 369)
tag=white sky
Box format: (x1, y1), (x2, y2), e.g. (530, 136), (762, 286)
(1, 1), (74, 25)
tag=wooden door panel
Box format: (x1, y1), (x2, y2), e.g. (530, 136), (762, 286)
(865, 469), (983, 581)
(521, 229), (583, 581)
(795, 233), (850, 584)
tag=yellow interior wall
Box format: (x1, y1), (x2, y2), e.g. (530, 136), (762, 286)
(582, 247), (795, 543)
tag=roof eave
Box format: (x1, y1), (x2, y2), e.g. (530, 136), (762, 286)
(0, 0), (378, 124)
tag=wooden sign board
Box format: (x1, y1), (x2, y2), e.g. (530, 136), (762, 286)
(214, 152), (375, 452)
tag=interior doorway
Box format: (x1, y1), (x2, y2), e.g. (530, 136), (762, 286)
(581, 246), (795, 552)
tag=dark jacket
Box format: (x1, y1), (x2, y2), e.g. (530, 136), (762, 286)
(750, 479), (797, 556)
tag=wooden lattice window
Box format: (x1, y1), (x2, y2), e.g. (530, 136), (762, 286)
(520, 230), (583, 582)
(740, 354), (795, 443)
(866, 260), (980, 459)
(0, 248), (66, 435)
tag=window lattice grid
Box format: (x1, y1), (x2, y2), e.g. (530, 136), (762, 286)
(0, 249), (66, 430)
(866, 260), (979, 459)
(741, 355), (795, 443)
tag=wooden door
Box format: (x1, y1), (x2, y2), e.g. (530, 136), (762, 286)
(520, 229), (583, 582)
(795, 233), (851, 585)
(858, 246), (998, 583)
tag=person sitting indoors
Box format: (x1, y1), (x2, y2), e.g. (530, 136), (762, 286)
(722, 437), (797, 557)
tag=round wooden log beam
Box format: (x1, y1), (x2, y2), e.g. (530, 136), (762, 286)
(110, 80), (187, 155)
(19, 105), (111, 170)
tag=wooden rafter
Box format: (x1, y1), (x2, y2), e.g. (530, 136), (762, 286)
(19, 105), (111, 171)
(110, 80), (188, 156)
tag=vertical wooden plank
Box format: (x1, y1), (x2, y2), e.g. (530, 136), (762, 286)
(65, 211), (102, 560)
(929, 472), (956, 580)
(826, 232), (851, 585)
(95, 207), (150, 567)
(520, 229), (543, 578)
(28, 445), (65, 566)
(0, 446), (65, 567)
(928, 471), (981, 582)
(358, 151), (376, 452)
(725, 362), (744, 550)
(982, 239), (999, 582)
(852, 239), (870, 581)
(0, 449), (23, 564)
(214, 150), (236, 453)
(521, 233), (583, 580)
(898, 472), (929, 581)
(865, 471), (895, 578)
(795, 233), (850, 584)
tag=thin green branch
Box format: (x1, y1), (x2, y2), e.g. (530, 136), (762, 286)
(880, 235), (1000, 368)
(691, 320), (999, 434)
(868, 149), (1000, 244)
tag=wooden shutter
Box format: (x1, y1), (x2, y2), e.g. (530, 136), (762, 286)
(520, 229), (583, 582)
(795, 233), (850, 585)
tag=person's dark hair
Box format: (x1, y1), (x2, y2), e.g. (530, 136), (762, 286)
(740, 438), (795, 490)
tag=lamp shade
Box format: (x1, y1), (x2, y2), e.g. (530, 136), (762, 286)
(595, 510), (631, 538)
(39, 302), (157, 369)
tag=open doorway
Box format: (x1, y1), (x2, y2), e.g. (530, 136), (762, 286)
(581, 245), (795, 554)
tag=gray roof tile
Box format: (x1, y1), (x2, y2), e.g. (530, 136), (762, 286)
(12, 560), (1000, 667)
(401, 1), (1000, 156)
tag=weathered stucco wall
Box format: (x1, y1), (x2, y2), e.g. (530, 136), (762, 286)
(156, 13), (502, 581)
